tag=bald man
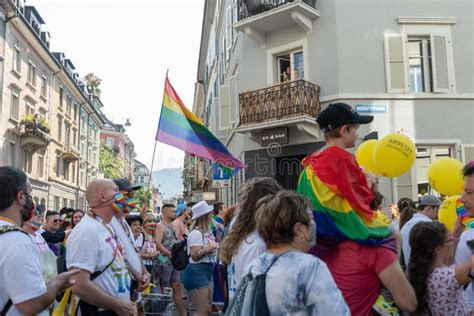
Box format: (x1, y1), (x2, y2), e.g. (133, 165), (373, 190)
(66, 179), (136, 316)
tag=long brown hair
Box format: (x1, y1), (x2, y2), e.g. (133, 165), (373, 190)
(407, 221), (447, 315)
(219, 177), (282, 264)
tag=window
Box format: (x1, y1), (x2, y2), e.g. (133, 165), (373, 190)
(70, 199), (75, 208)
(59, 86), (64, 108)
(65, 123), (70, 147)
(71, 162), (76, 183)
(27, 61), (36, 86)
(72, 129), (77, 147)
(66, 95), (72, 115)
(41, 76), (48, 97)
(277, 50), (304, 83)
(415, 145), (453, 195)
(23, 150), (32, 173)
(73, 103), (78, 121)
(25, 99), (35, 115)
(384, 31), (453, 93)
(37, 153), (44, 178)
(40, 198), (46, 206)
(8, 141), (15, 166)
(107, 137), (114, 147)
(408, 38), (432, 93)
(225, 6), (233, 55)
(63, 198), (68, 209)
(63, 159), (69, 181)
(12, 45), (21, 73)
(54, 196), (60, 211)
(10, 88), (19, 120)
(57, 117), (63, 141)
(55, 154), (61, 177)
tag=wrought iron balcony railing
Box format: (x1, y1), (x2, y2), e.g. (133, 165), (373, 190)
(239, 79), (320, 125)
(238, 0), (317, 21)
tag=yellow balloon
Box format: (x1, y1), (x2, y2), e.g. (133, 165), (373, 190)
(427, 157), (464, 196)
(373, 133), (416, 178)
(438, 195), (461, 232)
(355, 140), (381, 176)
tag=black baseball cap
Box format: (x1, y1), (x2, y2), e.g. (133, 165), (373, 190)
(316, 103), (374, 133)
(113, 178), (142, 191)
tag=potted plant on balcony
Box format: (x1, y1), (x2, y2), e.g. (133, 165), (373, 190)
(20, 114), (35, 127)
(37, 117), (50, 134)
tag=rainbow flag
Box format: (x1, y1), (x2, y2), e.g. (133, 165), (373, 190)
(297, 146), (391, 245)
(156, 76), (244, 169)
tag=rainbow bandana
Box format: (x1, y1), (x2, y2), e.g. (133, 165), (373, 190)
(455, 199), (474, 229)
(297, 146), (391, 245)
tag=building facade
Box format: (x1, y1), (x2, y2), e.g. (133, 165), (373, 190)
(134, 159), (150, 187)
(0, 0), (103, 210)
(100, 117), (136, 181)
(188, 0), (474, 206)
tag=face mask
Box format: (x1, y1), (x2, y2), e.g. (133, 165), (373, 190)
(123, 197), (139, 214)
(111, 192), (127, 214)
(31, 221), (41, 231)
(20, 192), (35, 223)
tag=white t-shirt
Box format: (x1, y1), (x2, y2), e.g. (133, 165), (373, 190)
(187, 229), (216, 263)
(228, 230), (267, 299)
(455, 228), (474, 312)
(66, 215), (131, 301)
(0, 220), (48, 316)
(400, 213), (432, 267)
(133, 233), (145, 251)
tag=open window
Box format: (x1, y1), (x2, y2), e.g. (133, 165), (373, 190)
(276, 49), (304, 83)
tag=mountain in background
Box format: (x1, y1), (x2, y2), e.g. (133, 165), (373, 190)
(152, 168), (183, 198)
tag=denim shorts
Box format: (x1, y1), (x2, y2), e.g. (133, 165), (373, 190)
(181, 262), (214, 291)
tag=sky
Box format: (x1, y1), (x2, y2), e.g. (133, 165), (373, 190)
(28, 0), (205, 171)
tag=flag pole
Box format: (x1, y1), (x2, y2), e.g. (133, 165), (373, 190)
(146, 69), (169, 214)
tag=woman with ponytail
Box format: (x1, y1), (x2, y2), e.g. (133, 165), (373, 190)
(408, 221), (473, 315)
(219, 177), (282, 300)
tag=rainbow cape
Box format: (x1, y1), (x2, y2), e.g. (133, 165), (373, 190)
(297, 146), (391, 245)
(156, 76), (244, 169)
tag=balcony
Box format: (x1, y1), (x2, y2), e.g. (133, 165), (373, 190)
(237, 79), (321, 139)
(63, 145), (80, 160)
(235, 0), (320, 47)
(19, 124), (51, 152)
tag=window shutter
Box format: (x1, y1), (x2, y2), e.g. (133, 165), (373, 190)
(430, 34), (450, 93)
(229, 76), (238, 124)
(462, 144), (474, 163)
(384, 34), (408, 93)
(218, 85), (230, 130)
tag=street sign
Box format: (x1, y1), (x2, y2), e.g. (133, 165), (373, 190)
(212, 179), (231, 188)
(213, 163), (231, 180)
(261, 127), (288, 147)
(203, 192), (216, 201)
(355, 104), (387, 113)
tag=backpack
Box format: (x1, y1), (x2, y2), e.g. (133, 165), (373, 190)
(0, 226), (29, 316)
(225, 253), (283, 316)
(171, 234), (188, 271)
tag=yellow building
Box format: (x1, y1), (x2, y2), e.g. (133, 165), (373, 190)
(0, 1), (103, 210)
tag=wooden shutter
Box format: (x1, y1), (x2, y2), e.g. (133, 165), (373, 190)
(430, 34), (450, 93)
(462, 144), (474, 163)
(219, 85), (230, 130)
(384, 34), (408, 93)
(229, 75), (238, 124)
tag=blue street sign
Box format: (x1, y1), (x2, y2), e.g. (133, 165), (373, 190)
(355, 104), (387, 113)
(213, 162), (231, 180)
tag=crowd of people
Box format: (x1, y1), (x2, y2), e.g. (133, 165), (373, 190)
(1, 102), (474, 316)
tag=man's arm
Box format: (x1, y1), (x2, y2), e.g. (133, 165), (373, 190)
(69, 268), (135, 314)
(15, 270), (79, 316)
(154, 224), (171, 257)
(379, 261), (417, 313)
